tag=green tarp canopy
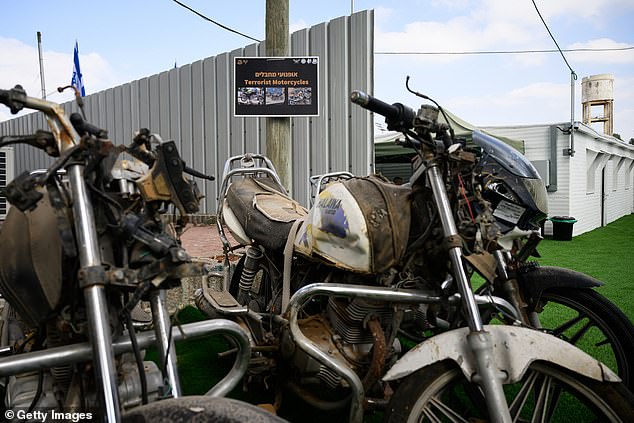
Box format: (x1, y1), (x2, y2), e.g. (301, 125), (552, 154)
(375, 109), (524, 160)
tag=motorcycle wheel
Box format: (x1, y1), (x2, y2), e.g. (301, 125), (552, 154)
(383, 360), (634, 423)
(122, 396), (288, 422)
(534, 288), (634, 392)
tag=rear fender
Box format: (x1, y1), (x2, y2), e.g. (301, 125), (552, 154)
(384, 325), (620, 384)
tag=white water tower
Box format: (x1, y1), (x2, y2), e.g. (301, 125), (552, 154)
(582, 74), (614, 135)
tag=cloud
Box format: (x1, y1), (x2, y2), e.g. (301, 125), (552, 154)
(0, 37), (119, 121)
(444, 76), (633, 137)
(567, 38), (634, 64)
(445, 81), (578, 126)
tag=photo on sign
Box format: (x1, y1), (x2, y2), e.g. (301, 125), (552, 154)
(288, 87), (312, 106)
(237, 87), (264, 105)
(265, 87), (285, 105)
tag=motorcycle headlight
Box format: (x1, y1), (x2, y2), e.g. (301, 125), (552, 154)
(523, 177), (548, 226)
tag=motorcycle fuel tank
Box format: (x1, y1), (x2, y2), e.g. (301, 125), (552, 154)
(294, 176), (411, 274)
(0, 188), (63, 326)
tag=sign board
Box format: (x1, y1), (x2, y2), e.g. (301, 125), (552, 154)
(234, 57), (319, 117)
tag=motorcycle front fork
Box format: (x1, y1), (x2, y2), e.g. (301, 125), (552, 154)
(70, 165), (182, 421)
(427, 164), (513, 423)
(68, 164), (122, 422)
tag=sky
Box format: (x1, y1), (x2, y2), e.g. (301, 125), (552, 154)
(1, 0), (633, 140)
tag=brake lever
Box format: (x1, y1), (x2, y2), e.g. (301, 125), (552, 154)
(183, 164), (215, 181)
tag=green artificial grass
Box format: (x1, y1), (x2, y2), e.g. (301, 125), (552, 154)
(535, 214), (634, 322)
(145, 307), (231, 396)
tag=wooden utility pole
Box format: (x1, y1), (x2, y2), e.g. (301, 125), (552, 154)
(265, 0), (292, 191)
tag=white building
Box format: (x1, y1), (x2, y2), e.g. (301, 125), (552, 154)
(481, 122), (634, 237)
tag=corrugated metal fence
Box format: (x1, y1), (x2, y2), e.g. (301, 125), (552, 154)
(0, 10), (373, 214)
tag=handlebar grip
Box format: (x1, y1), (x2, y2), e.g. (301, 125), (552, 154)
(350, 91), (415, 131)
(350, 91), (401, 121)
(70, 113), (108, 138)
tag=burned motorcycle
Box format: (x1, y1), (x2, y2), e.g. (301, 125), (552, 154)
(198, 81), (634, 422)
(0, 86), (286, 422)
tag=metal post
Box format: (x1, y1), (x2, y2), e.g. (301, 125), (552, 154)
(68, 164), (121, 422)
(36, 32), (46, 100)
(569, 71), (577, 156)
(149, 290), (182, 397)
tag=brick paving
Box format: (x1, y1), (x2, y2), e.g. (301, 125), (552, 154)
(165, 224), (242, 312)
(179, 224), (224, 260)
(179, 223), (243, 262)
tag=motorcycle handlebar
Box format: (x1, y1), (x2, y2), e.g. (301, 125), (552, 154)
(0, 86), (27, 115)
(70, 113), (108, 139)
(350, 91), (415, 131)
(350, 91), (399, 120)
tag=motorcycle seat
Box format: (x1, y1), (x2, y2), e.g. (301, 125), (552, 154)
(225, 177), (307, 252)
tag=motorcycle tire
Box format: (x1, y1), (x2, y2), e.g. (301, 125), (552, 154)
(122, 396), (288, 423)
(383, 360), (634, 423)
(536, 287), (634, 392)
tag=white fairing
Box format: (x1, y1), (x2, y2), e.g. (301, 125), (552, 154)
(294, 182), (372, 273)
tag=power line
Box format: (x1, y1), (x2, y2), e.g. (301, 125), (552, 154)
(169, 0), (261, 43)
(375, 46), (634, 56)
(531, 0), (575, 75)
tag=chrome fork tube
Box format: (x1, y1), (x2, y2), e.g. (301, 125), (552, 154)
(149, 290), (182, 397)
(68, 164), (121, 422)
(426, 164), (512, 423)
(427, 165), (483, 331)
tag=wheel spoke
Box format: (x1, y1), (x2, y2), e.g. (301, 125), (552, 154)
(543, 385), (564, 422)
(428, 396), (470, 423)
(422, 407), (443, 423)
(568, 319), (594, 345)
(509, 370), (540, 420)
(530, 373), (554, 423)
(549, 314), (585, 338)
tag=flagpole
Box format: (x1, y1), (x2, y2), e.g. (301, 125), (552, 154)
(37, 31), (46, 99)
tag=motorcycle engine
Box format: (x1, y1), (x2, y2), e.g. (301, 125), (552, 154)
(282, 297), (398, 390)
(1, 305), (164, 412)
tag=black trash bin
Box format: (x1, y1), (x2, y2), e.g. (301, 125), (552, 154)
(550, 216), (577, 241)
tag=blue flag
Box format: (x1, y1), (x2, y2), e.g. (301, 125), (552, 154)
(71, 41), (86, 97)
